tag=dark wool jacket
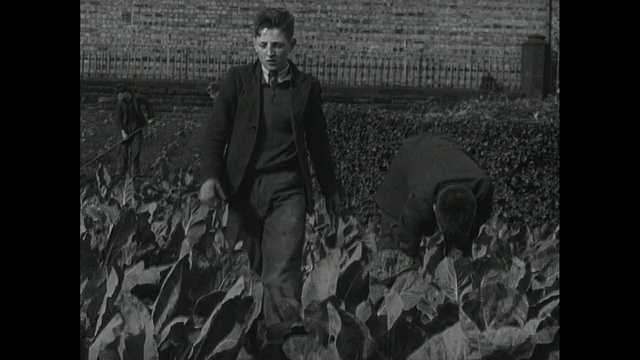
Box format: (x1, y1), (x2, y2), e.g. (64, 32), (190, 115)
(374, 133), (494, 241)
(200, 59), (340, 214)
(115, 95), (154, 133)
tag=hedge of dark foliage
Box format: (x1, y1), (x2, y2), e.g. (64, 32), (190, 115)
(317, 97), (559, 228)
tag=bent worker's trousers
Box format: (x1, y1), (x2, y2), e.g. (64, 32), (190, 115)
(117, 131), (143, 177)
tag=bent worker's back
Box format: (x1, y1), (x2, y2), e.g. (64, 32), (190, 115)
(375, 133), (492, 224)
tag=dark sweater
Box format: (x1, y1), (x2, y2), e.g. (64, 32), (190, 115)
(199, 60), (340, 214)
(253, 82), (299, 172)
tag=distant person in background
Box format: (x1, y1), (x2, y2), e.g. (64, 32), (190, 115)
(199, 7), (342, 355)
(206, 82), (220, 107)
(114, 83), (155, 178)
(375, 133), (494, 259)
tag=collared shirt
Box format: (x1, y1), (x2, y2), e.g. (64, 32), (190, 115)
(261, 62), (292, 84)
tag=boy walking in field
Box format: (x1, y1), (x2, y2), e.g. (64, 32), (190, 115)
(199, 8), (342, 355)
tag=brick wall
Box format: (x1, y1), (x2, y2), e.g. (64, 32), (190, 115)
(80, 0), (559, 58)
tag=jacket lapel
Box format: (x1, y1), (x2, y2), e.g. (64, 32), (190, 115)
(289, 61), (311, 134)
(241, 60), (262, 127)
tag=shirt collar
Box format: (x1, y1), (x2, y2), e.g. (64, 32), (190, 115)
(261, 62), (292, 84)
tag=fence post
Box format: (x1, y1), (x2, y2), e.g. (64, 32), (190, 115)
(89, 51), (98, 77)
(411, 56), (416, 87)
(81, 49), (84, 78)
(392, 57), (396, 86)
(132, 48), (137, 80)
(352, 56), (356, 85)
(442, 56), (447, 88)
(521, 34), (551, 98)
(381, 57), (385, 86)
(142, 49), (145, 79)
(438, 56), (447, 88)
(341, 56), (346, 85)
(448, 58), (452, 88)
(471, 59), (476, 89)
(336, 56), (341, 85)
(366, 56), (371, 86)
(155, 49), (159, 80)
(467, 58), (472, 89)
(462, 59), (467, 89)
(447, 56), (451, 88)
(402, 53), (407, 86)
(206, 47), (210, 79)
(303, 52), (308, 74)
(172, 48), (177, 80)
(439, 56), (444, 88)
(393, 57), (397, 86)
(370, 57), (375, 86)
(350, 56), (353, 85)
(321, 55), (325, 84)
(332, 56), (336, 85)
(344, 56), (349, 85)
(424, 56), (429, 87)
(455, 59), (460, 88)
(135, 47), (139, 79)
(431, 56), (436, 88)
(458, 59), (461, 88)
(383, 57), (388, 86)
(88, 51), (92, 78)
(125, 49), (129, 79)
(432, 56), (436, 88)
(217, 52), (222, 81)
(391, 57), (395, 86)
(350, 56), (354, 86)
(436, 56), (440, 87)
(132, 48), (136, 79)
(416, 55), (421, 87)
(185, 47), (190, 80)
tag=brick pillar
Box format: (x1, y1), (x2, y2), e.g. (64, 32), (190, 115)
(521, 34), (551, 98)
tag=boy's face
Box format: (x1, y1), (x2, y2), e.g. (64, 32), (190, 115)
(253, 27), (296, 73)
(117, 91), (131, 101)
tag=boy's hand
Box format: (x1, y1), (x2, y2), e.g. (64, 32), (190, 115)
(199, 178), (227, 206)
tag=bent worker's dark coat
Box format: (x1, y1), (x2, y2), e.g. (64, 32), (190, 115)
(115, 95), (154, 133)
(374, 133), (494, 242)
(200, 60), (339, 213)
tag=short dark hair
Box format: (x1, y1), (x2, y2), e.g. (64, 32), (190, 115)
(435, 184), (477, 255)
(115, 82), (129, 95)
(253, 8), (295, 41)
(206, 82), (220, 94)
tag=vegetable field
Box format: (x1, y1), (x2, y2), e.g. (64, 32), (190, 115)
(81, 97), (559, 360)
(80, 166), (559, 360)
